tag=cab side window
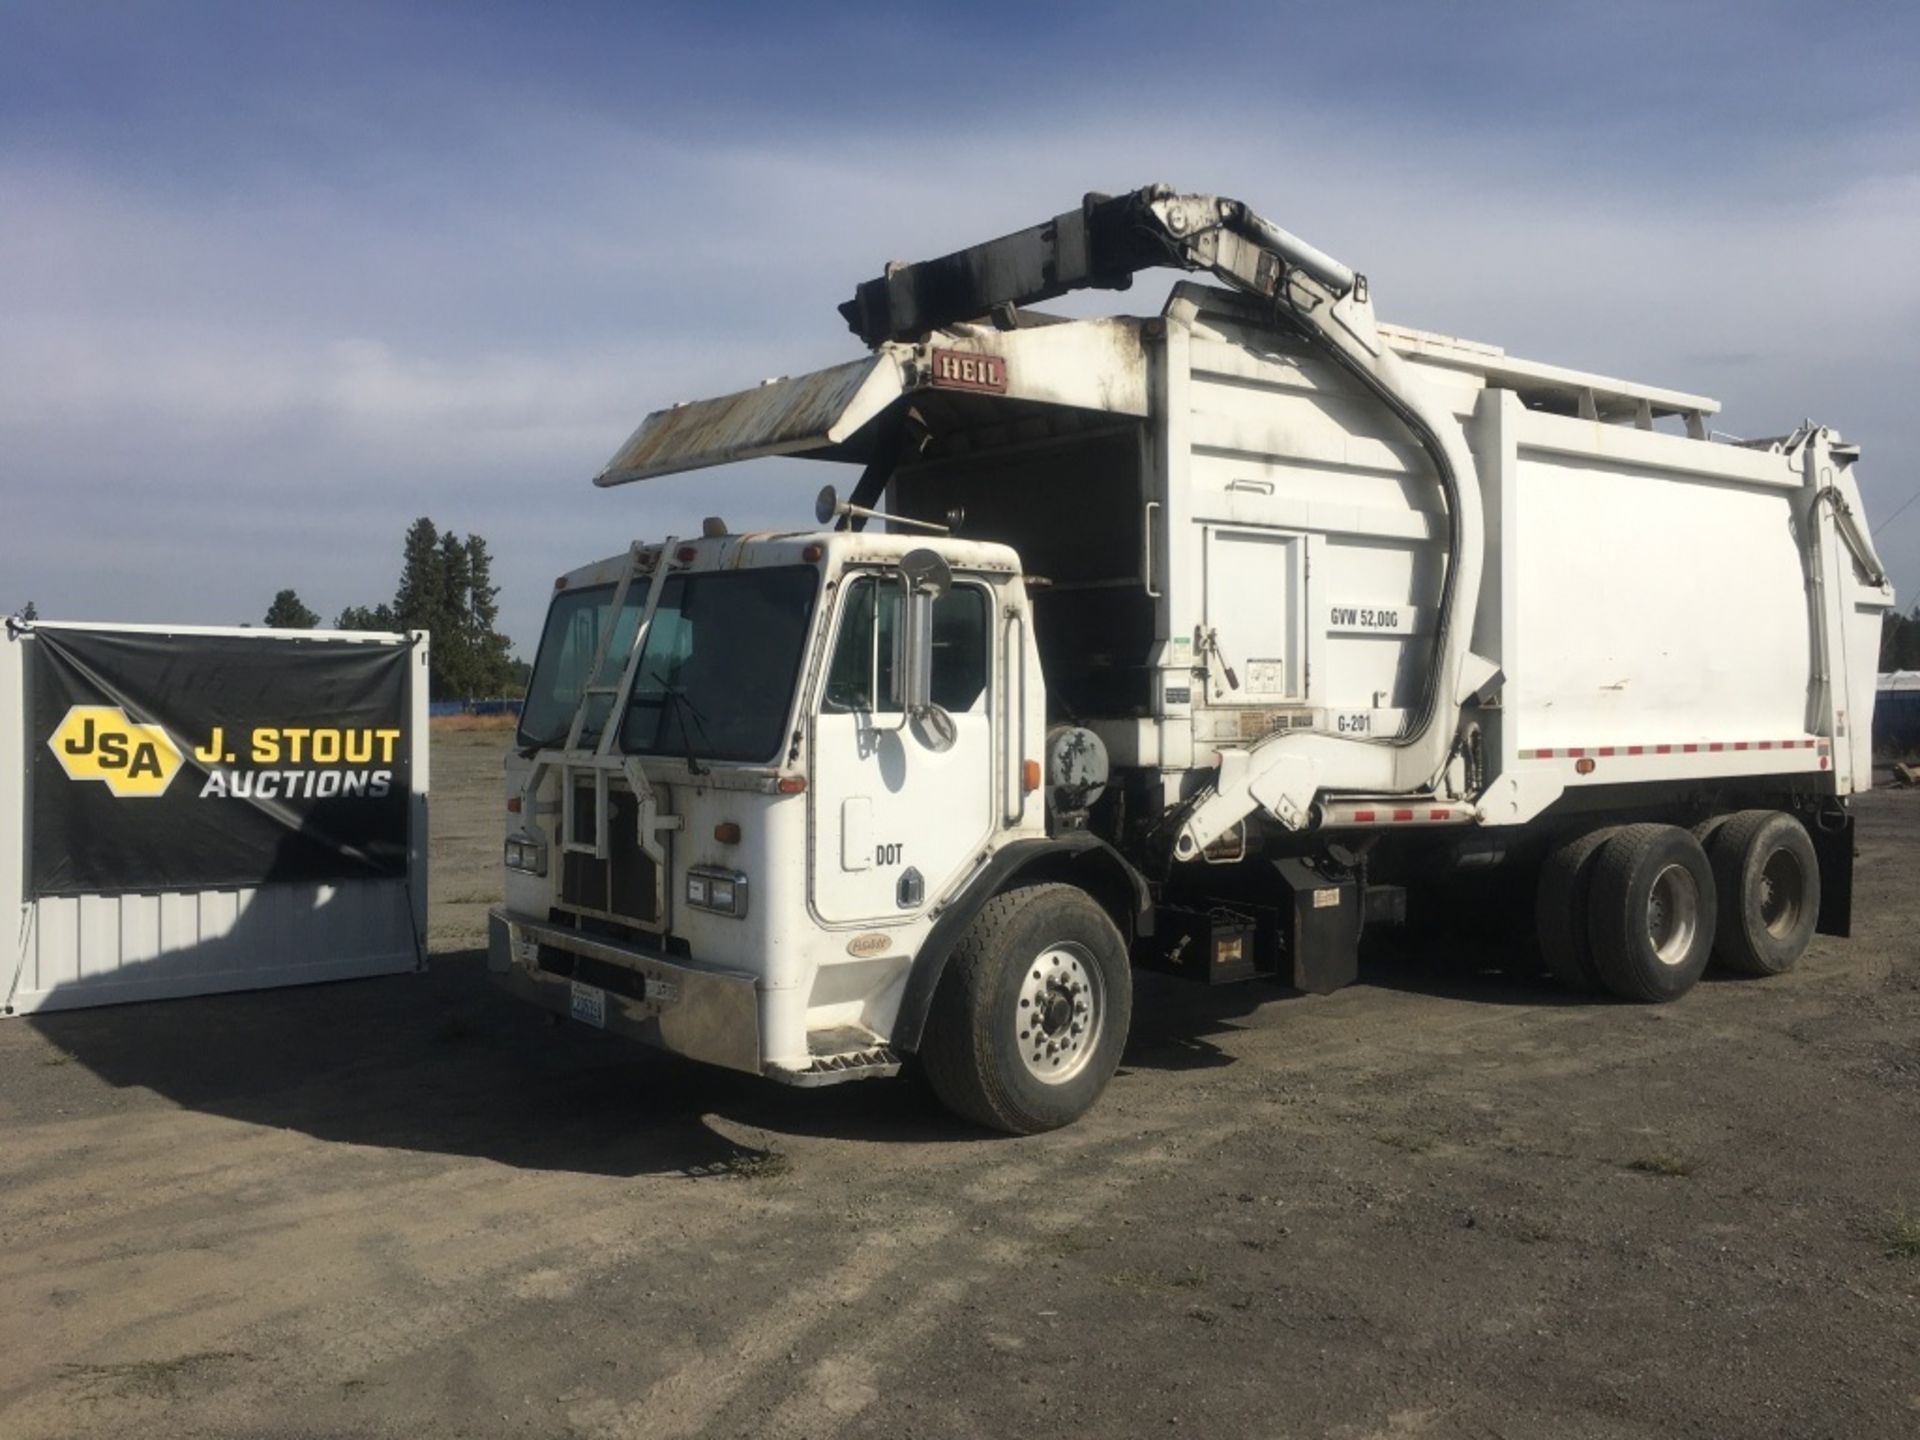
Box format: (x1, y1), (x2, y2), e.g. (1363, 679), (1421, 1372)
(823, 577), (988, 714)
(823, 578), (900, 713)
(930, 585), (988, 712)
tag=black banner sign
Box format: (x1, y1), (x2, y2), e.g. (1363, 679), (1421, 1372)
(28, 628), (413, 896)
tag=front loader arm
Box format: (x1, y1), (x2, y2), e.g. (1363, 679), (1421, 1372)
(839, 186), (1356, 347)
(844, 186), (1488, 853)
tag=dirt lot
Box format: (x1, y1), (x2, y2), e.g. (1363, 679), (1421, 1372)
(2, 726), (1916, 1439)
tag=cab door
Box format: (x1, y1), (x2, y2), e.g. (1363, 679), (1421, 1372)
(810, 576), (995, 924)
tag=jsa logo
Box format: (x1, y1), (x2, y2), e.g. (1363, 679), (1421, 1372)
(48, 705), (184, 797)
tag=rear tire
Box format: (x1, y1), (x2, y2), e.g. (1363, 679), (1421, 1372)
(1588, 824), (1716, 1003)
(1535, 828), (1619, 992)
(1705, 810), (1819, 977)
(919, 883), (1132, 1135)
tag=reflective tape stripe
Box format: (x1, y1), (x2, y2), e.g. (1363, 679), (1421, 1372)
(1519, 738), (1828, 761)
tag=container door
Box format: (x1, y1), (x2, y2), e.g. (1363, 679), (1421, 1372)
(1202, 525), (1306, 704)
(810, 577), (995, 924)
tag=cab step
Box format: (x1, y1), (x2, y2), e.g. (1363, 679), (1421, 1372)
(766, 1027), (902, 1087)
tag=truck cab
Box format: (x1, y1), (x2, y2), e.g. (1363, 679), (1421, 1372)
(494, 526), (1131, 1118)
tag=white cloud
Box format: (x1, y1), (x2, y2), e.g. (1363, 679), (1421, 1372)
(3, 90), (1917, 647)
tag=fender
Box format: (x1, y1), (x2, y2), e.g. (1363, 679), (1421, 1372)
(890, 833), (1151, 1053)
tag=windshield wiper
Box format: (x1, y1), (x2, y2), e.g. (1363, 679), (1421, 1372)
(662, 685), (712, 776)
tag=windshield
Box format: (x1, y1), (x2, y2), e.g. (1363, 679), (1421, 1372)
(622, 566), (819, 763)
(516, 583), (641, 750)
(519, 567), (819, 762)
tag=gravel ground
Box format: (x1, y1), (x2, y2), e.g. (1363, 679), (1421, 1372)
(1, 726), (1915, 1439)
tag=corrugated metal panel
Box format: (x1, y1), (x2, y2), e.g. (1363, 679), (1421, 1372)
(2, 624), (429, 1017)
(12, 882), (416, 1013)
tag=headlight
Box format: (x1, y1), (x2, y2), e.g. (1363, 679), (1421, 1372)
(504, 831), (547, 876)
(685, 865), (747, 918)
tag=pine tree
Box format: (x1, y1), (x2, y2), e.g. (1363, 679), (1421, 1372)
(264, 589), (320, 628)
(465, 534), (516, 696)
(436, 530), (476, 699)
(355, 516), (518, 700)
(1888, 606), (1920, 671)
(392, 517), (443, 635)
(335, 603), (398, 631)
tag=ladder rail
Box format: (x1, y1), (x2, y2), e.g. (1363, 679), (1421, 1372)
(560, 542), (645, 754)
(597, 541), (679, 760)
(556, 538), (677, 859)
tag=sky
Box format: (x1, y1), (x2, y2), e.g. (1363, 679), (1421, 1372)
(3, 1), (1917, 657)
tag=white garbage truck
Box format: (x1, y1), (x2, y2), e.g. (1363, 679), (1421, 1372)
(489, 186), (1894, 1132)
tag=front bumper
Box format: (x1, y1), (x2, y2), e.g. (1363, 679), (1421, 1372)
(488, 907), (762, 1074)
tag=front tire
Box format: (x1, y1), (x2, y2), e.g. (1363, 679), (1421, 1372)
(1705, 810), (1819, 977)
(1588, 824), (1717, 1003)
(919, 883), (1132, 1135)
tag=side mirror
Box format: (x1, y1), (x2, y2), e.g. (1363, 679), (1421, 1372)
(899, 547), (951, 599)
(899, 548), (956, 752)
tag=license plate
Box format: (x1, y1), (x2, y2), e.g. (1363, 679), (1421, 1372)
(569, 981), (607, 1028)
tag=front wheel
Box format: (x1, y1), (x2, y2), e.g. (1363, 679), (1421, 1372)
(918, 883), (1133, 1135)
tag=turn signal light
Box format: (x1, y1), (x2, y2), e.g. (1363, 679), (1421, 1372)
(1022, 759), (1041, 793)
(777, 775), (808, 794)
(506, 796), (522, 813)
(714, 821), (742, 844)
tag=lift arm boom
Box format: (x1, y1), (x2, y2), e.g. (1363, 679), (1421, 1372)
(839, 185), (1357, 347)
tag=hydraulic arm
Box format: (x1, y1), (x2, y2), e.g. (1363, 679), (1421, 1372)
(842, 186), (1490, 852)
(839, 186), (1357, 346)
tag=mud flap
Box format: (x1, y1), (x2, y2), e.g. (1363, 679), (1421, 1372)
(1810, 810), (1854, 939)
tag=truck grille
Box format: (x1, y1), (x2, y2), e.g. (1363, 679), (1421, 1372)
(561, 783), (661, 926)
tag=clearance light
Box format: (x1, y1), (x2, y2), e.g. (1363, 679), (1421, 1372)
(676, 545), (698, 563)
(506, 796), (522, 813)
(803, 544), (824, 562)
(714, 821), (742, 844)
(1022, 759), (1042, 793)
(1575, 757), (1597, 775)
(777, 775), (808, 794)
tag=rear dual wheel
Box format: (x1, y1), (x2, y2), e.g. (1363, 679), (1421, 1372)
(1537, 823), (1716, 1001)
(1586, 824), (1717, 1003)
(1535, 811), (1819, 1002)
(1704, 810), (1820, 976)
(1536, 827), (1619, 992)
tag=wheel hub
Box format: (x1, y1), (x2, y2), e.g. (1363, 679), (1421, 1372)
(1758, 847), (1805, 938)
(1016, 943), (1104, 1085)
(1646, 862), (1700, 966)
